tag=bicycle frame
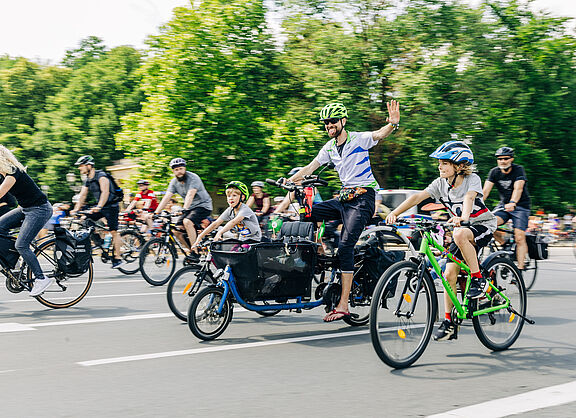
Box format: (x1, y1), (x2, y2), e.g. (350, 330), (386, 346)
(214, 265), (333, 314)
(414, 228), (512, 320)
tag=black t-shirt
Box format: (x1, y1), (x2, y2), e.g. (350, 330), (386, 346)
(83, 170), (118, 207)
(487, 164), (531, 209)
(0, 169), (48, 208)
(0, 191), (16, 208)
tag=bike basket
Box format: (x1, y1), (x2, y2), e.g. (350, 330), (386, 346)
(0, 235), (19, 269)
(211, 240), (317, 301)
(54, 226), (92, 275)
(526, 233), (548, 260)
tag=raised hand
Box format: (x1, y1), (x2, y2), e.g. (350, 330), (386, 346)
(386, 100), (400, 125)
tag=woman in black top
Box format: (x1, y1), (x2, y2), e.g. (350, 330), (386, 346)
(0, 146), (54, 296)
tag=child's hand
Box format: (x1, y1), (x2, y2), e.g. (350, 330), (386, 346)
(448, 216), (462, 227)
(213, 233), (223, 242)
(386, 213), (397, 225)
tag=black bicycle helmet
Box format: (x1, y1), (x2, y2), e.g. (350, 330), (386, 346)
(495, 147), (514, 157)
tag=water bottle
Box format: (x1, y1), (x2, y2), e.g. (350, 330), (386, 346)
(103, 233), (112, 249)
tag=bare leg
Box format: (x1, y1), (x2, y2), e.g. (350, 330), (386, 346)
(515, 228), (527, 270)
(453, 228), (479, 273)
(183, 218), (197, 252)
(494, 216), (505, 245)
(111, 230), (121, 259)
(443, 263), (460, 315)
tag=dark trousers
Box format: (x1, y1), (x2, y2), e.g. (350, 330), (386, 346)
(311, 189), (375, 272)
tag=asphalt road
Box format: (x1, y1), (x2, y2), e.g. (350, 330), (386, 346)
(0, 248), (574, 417)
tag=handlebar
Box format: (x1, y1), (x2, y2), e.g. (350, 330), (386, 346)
(392, 218), (470, 229)
(266, 177), (328, 191)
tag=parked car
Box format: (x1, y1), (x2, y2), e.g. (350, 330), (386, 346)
(376, 189), (434, 241)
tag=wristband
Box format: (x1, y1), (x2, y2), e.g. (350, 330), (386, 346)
(390, 123), (399, 131)
(509, 200), (516, 204)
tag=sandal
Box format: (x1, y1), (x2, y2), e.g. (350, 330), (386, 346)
(323, 309), (350, 322)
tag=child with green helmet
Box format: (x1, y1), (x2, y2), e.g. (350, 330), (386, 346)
(193, 181), (261, 246)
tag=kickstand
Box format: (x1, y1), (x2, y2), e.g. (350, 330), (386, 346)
(508, 307), (535, 325)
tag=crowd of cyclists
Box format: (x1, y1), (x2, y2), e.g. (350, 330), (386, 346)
(0, 100), (568, 342)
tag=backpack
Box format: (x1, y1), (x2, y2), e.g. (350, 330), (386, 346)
(104, 171), (124, 204)
(54, 226), (92, 275)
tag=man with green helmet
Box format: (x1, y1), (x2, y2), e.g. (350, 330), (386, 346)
(287, 100), (400, 322)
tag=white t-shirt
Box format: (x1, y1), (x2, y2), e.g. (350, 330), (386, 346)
(314, 131), (379, 189)
(425, 174), (497, 232)
(218, 203), (262, 241)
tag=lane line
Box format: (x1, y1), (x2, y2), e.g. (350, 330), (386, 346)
(78, 329), (371, 366)
(2, 292), (165, 303)
(428, 380), (576, 418)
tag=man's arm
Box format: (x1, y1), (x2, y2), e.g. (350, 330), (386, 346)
(505, 180), (525, 212)
(72, 185), (89, 213)
(372, 100), (400, 142)
(95, 176), (110, 211)
(482, 180), (494, 201)
(288, 160), (321, 183)
(183, 189), (197, 209)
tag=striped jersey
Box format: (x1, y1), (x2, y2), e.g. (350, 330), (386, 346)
(314, 131), (379, 189)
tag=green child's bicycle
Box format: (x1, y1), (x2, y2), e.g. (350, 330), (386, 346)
(370, 218), (534, 369)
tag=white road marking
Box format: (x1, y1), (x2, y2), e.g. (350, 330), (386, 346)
(78, 329), (371, 366)
(428, 380), (576, 417)
(2, 292), (165, 303)
(33, 313), (173, 327)
(0, 323), (36, 333)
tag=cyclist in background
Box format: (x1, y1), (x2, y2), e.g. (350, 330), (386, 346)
(71, 155), (124, 269)
(0, 145), (54, 296)
(386, 141), (497, 341)
(124, 180), (158, 234)
(482, 147), (531, 271)
(154, 158), (213, 263)
(193, 181), (261, 245)
(288, 101), (400, 322)
(246, 181), (273, 225)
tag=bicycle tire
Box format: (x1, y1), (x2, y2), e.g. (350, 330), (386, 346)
(139, 237), (177, 286)
(188, 286), (233, 341)
(370, 261), (437, 369)
(118, 230), (146, 275)
(167, 264), (206, 322)
(521, 257), (538, 291)
(31, 238), (94, 309)
(473, 257), (527, 351)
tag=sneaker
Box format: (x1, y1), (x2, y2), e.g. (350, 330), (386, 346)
(467, 276), (490, 299)
(184, 253), (200, 264)
(30, 277), (55, 297)
(111, 259), (124, 269)
(433, 319), (458, 341)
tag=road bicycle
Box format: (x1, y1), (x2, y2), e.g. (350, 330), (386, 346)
(70, 211), (145, 275)
(139, 212), (201, 286)
(0, 231), (93, 309)
(370, 218), (534, 369)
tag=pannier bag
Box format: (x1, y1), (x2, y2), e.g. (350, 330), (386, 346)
(54, 226), (92, 275)
(360, 246), (405, 295)
(211, 240), (317, 301)
(526, 233), (549, 260)
(0, 235), (20, 269)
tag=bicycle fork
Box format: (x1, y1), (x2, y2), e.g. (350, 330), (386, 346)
(393, 261), (427, 319)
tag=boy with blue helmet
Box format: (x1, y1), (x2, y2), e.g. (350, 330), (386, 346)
(386, 140), (497, 341)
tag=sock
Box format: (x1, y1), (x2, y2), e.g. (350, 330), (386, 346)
(471, 271), (483, 279)
(445, 312), (451, 320)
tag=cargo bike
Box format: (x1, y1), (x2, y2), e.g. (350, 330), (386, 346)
(186, 177), (411, 340)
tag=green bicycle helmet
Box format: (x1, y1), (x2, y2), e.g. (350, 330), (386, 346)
(226, 181), (250, 202)
(319, 103), (348, 121)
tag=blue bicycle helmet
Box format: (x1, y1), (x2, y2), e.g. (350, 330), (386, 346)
(429, 141), (474, 165)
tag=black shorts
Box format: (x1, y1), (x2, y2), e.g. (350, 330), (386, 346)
(86, 205), (120, 231)
(176, 207), (212, 228)
(447, 224), (493, 263)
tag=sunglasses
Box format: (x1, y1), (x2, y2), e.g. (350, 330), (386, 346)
(497, 157), (512, 161)
(322, 118), (341, 125)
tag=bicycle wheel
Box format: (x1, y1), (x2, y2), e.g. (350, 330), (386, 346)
(473, 257), (526, 351)
(31, 238), (94, 309)
(344, 277), (371, 326)
(118, 230), (146, 275)
(370, 261), (437, 369)
(167, 265), (206, 322)
(188, 286), (233, 340)
(139, 238), (177, 286)
(521, 256), (538, 291)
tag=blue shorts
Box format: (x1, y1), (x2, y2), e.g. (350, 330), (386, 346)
(493, 206), (530, 231)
